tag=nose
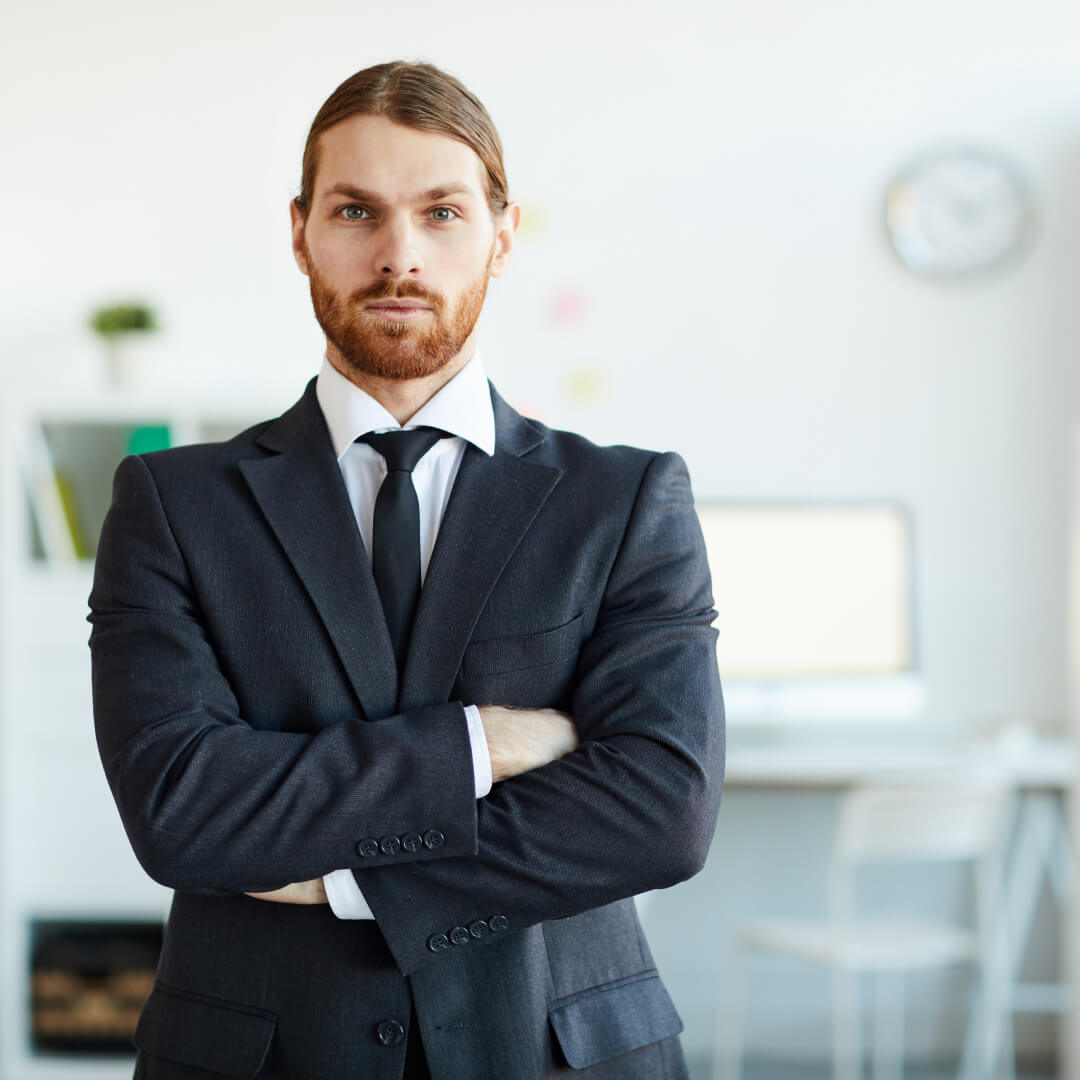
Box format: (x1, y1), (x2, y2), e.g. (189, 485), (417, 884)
(372, 214), (423, 278)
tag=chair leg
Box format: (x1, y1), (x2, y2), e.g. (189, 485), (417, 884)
(996, 1011), (1016, 1080)
(957, 969), (986, 1080)
(713, 944), (748, 1080)
(960, 958), (1016, 1080)
(872, 970), (904, 1080)
(832, 966), (863, 1080)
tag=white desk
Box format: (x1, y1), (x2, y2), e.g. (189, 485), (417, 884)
(723, 734), (1077, 1079)
(725, 735), (1075, 790)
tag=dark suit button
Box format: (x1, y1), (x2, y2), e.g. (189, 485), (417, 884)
(468, 920), (488, 939)
(401, 831), (424, 854)
(356, 838), (379, 858)
(449, 925), (470, 946)
(489, 914), (509, 933)
(379, 835), (401, 856)
(423, 829), (445, 850)
(376, 1019), (405, 1047)
(427, 933), (450, 953)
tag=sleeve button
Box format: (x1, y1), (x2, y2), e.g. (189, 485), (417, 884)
(449, 926), (471, 946)
(356, 838), (379, 858)
(379, 835), (401, 856)
(401, 831), (424, 854)
(468, 920), (489, 939)
(423, 829), (445, 850)
(489, 914), (509, 933)
(427, 933), (450, 953)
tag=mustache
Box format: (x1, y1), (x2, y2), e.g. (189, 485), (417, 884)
(348, 279), (444, 310)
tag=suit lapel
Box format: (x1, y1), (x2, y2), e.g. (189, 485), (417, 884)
(399, 388), (562, 713)
(238, 382), (399, 721)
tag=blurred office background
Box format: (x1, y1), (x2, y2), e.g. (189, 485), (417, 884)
(3, 0), (1080, 1077)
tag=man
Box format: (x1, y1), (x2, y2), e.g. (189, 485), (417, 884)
(89, 60), (724, 1080)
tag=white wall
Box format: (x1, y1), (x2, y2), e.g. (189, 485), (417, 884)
(4, 0), (1080, 1070)
(4, 0), (1078, 728)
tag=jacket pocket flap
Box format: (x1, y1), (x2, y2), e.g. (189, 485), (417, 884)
(462, 614), (583, 676)
(134, 983), (276, 1078)
(548, 971), (683, 1069)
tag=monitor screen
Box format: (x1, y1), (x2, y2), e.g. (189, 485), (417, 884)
(697, 503), (915, 682)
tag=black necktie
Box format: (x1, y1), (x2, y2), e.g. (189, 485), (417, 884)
(357, 427), (447, 670)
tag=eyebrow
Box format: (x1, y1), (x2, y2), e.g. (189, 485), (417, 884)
(322, 182), (478, 205)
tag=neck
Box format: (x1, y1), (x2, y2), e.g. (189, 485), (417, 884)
(327, 338), (476, 425)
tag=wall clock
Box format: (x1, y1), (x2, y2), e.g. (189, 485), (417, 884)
(885, 145), (1036, 278)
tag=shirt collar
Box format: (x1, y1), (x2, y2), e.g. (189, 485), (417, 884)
(315, 350), (496, 461)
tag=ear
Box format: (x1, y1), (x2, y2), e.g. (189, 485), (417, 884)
(290, 200), (310, 276)
(488, 202), (520, 278)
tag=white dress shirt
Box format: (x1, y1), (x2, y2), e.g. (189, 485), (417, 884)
(317, 351), (496, 919)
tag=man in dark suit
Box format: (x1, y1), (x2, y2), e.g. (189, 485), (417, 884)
(89, 61), (724, 1079)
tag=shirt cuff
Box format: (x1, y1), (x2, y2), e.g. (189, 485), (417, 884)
(323, 868), (374, 920)
(464, 703), (492, 797)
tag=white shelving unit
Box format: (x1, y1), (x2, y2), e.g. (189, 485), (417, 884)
(0, 392), (283, 1080)
(1066, 429), (1080, 1080)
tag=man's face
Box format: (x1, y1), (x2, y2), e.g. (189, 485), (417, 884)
(291, 114), (517, 383)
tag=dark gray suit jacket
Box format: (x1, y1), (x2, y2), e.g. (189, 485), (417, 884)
(89, 380), (724, 1079)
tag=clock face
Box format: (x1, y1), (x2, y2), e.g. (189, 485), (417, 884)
(885, 147), (1035, 277)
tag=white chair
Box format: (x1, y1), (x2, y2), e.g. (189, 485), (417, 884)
(715, 778), (1013, 1080)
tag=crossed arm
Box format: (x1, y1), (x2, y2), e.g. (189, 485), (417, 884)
(246, 705), (579, 905)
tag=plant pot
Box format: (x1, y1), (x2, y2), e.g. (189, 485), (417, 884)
(103, 334), (157, 389)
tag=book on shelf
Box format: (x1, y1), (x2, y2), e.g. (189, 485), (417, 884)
(19, 422), (173, 565)
(127, 425), (171, 456)
(21, 426), (88, 563)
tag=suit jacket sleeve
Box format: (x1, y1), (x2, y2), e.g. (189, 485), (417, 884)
(357, 450), (725, 975)
(89, 452), (479, 894)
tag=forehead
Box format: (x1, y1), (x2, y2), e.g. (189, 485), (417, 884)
(314, 114), (488, 200)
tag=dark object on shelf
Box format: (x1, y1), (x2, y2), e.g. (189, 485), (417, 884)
(30, 919), (163, 1055)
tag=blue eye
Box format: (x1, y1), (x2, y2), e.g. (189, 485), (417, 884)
(431, 207), (456, 222)
(342, 206), (369, 220)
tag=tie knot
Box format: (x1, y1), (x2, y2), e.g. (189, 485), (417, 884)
(358, 427), (446, 473)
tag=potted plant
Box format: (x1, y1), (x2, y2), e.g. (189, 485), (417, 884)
(89, 302), (159, 388)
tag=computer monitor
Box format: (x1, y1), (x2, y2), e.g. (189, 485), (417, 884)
(697, 502), (923, 722)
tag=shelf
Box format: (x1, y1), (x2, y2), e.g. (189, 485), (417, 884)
(11, 410), (272, 564)
(0, 394), (282, 1077)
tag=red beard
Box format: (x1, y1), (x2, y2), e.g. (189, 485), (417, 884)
(306, 250), (490, 382)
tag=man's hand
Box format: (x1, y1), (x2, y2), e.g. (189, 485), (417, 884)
(479, 706), (578, 783)
(246, 878), (329, 904)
